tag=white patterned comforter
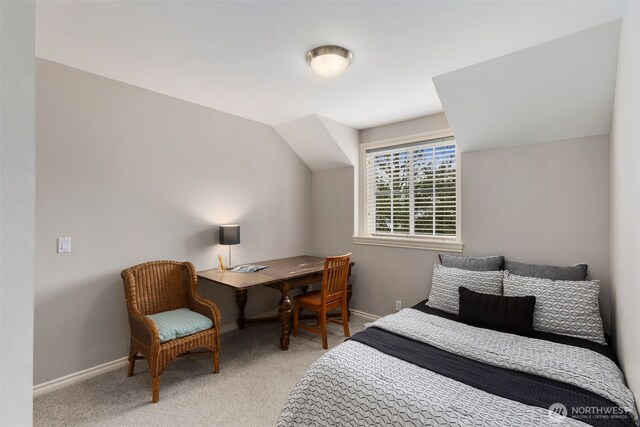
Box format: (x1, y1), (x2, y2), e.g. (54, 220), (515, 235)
(277, 309), (638, 427)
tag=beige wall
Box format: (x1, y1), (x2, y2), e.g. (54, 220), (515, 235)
(1, 1), (36, 423)
(610, 1), (640, 400)
(462, 135), (610, 327)
(313, 167), (443, 315)
(34, 55), (622, 394)
(314, 115), (452, 314)
(314, 117), (612, 330)
(35, 59), (312, 384)
(360, 113), (450, 144)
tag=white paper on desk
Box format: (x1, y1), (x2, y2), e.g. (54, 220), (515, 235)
(230, 264), (268, 273)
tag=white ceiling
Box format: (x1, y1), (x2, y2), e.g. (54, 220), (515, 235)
(434, 20), (622, 152)
(36, 1), (626, 130)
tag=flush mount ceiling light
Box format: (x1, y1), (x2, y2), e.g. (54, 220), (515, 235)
(306, 45), (353, 78)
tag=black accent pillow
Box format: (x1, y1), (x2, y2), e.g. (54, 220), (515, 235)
(458, 287), (536, 336)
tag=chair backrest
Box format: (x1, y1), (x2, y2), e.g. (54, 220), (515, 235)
(321, 253), (351, 304)
(122, 260), (192, 315)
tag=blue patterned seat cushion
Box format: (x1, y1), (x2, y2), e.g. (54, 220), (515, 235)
(147, 308), (213, 343)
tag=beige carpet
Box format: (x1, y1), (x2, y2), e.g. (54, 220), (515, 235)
(34, 315), (367, 427)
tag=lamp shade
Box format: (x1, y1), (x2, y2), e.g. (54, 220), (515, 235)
(219, 225), (240, 245)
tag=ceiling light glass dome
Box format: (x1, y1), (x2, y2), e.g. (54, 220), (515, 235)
(306, 45), (353, 78)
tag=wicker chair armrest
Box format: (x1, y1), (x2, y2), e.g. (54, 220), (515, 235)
(189, 295), (221, 333)
(184, 261), (221, 340)
(128, 310), (160, 347)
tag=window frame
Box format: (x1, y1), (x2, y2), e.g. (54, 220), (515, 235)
(354, 128), (463, 252)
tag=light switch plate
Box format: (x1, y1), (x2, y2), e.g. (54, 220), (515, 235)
(57, 237), (71, 253)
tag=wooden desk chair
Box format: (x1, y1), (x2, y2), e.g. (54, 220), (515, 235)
(121, 260), (221, 403)
(292, 253), (351, 349)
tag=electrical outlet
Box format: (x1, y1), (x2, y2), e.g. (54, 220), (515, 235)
(395, 300), (402, 311)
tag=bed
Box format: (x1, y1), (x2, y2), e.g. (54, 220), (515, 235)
(277, 301), (639, 426)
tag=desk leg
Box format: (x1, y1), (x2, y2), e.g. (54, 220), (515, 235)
(236, 289), (248, 330)
(278, 289), (292, 351)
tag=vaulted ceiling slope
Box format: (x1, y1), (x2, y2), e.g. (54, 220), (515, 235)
(275, 115), (359, 171)
(36, 1), (625, 130)
(434, 20), (621, 152)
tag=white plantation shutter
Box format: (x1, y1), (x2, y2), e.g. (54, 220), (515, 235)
(364, 137), (458, 239)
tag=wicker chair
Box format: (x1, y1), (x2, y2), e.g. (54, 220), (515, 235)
(121, 260), (221, 403)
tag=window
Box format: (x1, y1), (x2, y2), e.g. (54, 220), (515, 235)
(354, 133), (462, 251)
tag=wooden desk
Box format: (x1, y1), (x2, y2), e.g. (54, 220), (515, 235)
(197, 255), (353, 350)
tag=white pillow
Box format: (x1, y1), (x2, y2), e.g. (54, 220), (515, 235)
(503, 271), (606, 345)
(427, 264), (503, 315)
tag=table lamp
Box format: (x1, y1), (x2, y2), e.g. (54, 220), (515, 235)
(219, 224), (240, 269)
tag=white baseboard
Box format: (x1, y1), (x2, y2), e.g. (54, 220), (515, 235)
(350, 309), (380, 322)
(33, 357), (129, 398)
(33, 309), (276, 398)
(33, 308), (376, 397)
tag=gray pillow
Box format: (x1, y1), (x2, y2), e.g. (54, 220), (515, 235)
(503, 271), (605, 345)
(427, 264), (504, 315)
(503, 260), (587, 281)
(438, 254), (504, 271)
